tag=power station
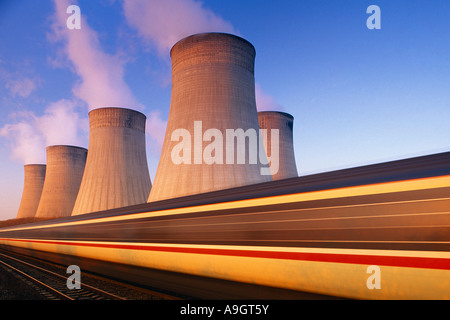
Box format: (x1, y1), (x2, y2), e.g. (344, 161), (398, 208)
(11, 33), (299, 217)
(258, 111), (298, 180)
(15, 164), (46, 219)
(71, 107), (152, 215)
(148, 33), (272, 203)
(35, 145), (87, 219)
(3, 29), (449, 301)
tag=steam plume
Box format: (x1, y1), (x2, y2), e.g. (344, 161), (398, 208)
(0, 99), (88, 164)
(50, 0), (140, 110)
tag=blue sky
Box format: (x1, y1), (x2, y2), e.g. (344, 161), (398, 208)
(1, 0), (449, 220)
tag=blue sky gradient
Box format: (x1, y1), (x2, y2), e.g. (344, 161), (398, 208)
(0, 0), (449, 220)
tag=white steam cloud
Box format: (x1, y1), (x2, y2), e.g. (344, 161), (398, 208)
(0, 100), (88, 164)
(123, 0), (237, 55)
(5, 77), (39, 98)
(50, 0), (140, 110)
(0, 115), (46, 164)
(36, 99), (89, 147)
(255, 83), (284, 112)
(49, 0), (167, 152)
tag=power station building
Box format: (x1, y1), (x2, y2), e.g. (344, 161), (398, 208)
(35, 145), (87, 219)
(71, 107), (152, 215)
(148, 33), (272, 202)
(258, 111), (298, 180)
(16, 164), (46, 219)
(12, 33), (300, 221)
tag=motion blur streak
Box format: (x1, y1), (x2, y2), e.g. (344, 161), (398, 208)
(1, 152), (449, 299)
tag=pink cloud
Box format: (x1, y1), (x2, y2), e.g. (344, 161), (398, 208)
(0, 117), (46, 164)
(0, 99), (88, 165)
(123, 0), (237, 55)
(50, 0), (140, 110)
(35, 99), (89, 147)
(255, 83), (284, 111)
(5, 77), (38, 98)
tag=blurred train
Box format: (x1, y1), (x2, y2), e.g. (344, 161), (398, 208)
(1, 151), (449, 299)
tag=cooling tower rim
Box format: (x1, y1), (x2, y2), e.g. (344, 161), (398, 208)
(170, 32), (255, 58)
(88, 107), (146, 119)
(258, 111), (294, 120)
(45, 145), (88, 152)
(24, 164), (46, 168)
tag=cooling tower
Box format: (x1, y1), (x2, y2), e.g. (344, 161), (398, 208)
(258, 111), (298, 180)
(148, 32), (272, 202)
(16, 164), (46, 219)
(71, 107), (151, 215)
(35, 145), (87, 219)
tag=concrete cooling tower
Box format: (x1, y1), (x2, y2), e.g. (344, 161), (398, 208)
(35, 146), (87, 219)
(16, 164), (46, 219)
(71, 107), (151, 216)
(258, 111), (298, 180)
(148, 32), (272, 202)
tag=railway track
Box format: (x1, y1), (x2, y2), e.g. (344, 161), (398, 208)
(0, 249), (181, 300)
